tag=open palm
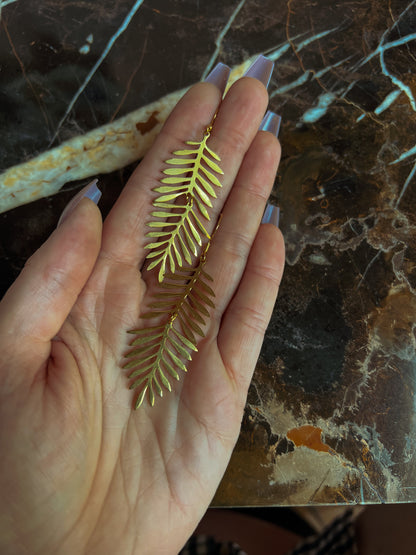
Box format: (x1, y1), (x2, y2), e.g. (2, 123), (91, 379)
(0, 76), (284, 555)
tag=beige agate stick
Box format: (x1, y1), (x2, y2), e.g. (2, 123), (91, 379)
(0, 58), (254, 214)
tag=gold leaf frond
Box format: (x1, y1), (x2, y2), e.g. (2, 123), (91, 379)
(145, 130), (223, 282)
(124, 242), (215, 409)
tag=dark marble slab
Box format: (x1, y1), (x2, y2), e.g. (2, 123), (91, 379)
(1, 0), (416, 506)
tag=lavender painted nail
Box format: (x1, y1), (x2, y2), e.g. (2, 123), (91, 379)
(261, 203), (280, 227)
(204, 62), (231, 96)
(259, 110), (282, 137)
(57, 178), (101, 227)
(243, 55), (274, 88)
(83, 179), (102, 204)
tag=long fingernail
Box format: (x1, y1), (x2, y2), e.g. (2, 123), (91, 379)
(261, 203), (280, 226)
(243, 55), (274, 88)
(259, 110), (282, 137)
(204, 62), (231, 96)
(57, 179), (101, 227)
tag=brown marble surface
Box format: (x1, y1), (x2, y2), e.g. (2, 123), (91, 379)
(1, 0), (416, 506)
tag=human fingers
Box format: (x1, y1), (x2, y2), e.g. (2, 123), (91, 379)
(0, 182), (102, 377)
(122, 114), (282, 409)
(100, 57), (273, 271)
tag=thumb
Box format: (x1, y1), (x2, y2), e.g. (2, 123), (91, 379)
(0, 182), (102, 355)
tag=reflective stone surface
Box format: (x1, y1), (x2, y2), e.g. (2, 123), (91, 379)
(1, 0), (415, 506)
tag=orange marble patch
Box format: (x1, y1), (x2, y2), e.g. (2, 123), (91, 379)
(136, 111), (159, 134)
(287, 425), (331, 453)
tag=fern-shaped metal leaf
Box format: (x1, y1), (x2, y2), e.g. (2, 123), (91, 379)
(145, 131), (223, 282)
(124, 249), (215, 409)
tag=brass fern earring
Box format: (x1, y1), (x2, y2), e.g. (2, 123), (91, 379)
(144, 123), (223, 282)
(124, 119), (224, 409)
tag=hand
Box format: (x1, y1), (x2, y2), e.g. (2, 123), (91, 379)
(0, 65), (284, 554)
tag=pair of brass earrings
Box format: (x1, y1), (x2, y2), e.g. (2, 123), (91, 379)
(123, 123), (223, 408)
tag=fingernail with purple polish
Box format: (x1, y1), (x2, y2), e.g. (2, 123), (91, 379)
(204, 62), (231, 96)
(57, 179), (101, 227)
(261, 203), (280, 227)
(243, 55), (274, 88)
(83, 179), (102, 204)
(259, 110), (282, 138)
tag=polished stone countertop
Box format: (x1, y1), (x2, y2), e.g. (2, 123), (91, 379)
(1, 0), (415, 506)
